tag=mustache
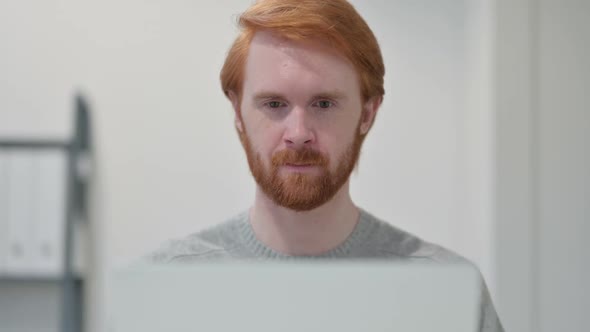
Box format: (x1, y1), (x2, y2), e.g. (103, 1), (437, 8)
(271, 148), (329, 167)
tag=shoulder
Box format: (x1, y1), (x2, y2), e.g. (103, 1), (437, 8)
(147, 211), (248, 263)
(359, 209), (469, 264)
(360, 210), (504, 331)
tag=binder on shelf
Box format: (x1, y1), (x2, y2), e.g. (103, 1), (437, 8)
(5, 150), (38, 276)
(33, 150), (67, 277)
(0, 150), (68, 278)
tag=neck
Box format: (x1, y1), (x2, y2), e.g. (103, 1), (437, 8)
(249, 180), (360, 256)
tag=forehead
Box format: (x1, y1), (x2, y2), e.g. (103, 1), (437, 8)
(242, 31), (360, 98)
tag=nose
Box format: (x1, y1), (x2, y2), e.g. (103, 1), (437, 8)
(284, 106), (315, 149)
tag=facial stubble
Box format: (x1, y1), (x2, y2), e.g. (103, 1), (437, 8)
(238, 121), (365, 212)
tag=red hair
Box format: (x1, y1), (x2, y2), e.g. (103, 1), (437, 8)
(220, 0), (385, 103)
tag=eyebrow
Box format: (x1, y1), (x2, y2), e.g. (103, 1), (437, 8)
(253, 92), (285, 101)
(252, 91), (349, 102)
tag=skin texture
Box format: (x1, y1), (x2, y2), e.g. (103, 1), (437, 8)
(229, 31), (381, 255)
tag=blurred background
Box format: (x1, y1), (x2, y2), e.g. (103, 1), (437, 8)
(0, 0), (588, 331)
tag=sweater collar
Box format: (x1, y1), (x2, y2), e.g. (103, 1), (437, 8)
(236, 208), (376, 259)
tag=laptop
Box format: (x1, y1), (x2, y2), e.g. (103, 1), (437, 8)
(108, 262), (480, 332)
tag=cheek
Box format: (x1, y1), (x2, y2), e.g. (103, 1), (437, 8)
(244, 123), (282, 160)
(323, 124), (361, 168)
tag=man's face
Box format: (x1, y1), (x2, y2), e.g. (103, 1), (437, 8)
(232, 31), (376, 211)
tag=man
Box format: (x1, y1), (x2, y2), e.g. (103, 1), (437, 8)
(151, 1), (504, 331)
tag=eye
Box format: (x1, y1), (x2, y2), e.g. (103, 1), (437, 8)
(314, 100), (333, 109)
(265, 100), (286, 109)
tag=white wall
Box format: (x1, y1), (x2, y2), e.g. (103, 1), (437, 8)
(536, 1), (589, 331)
(495, 0), (590, 331)
(494, 0), (537, 330)
(0, 1), (497, 332)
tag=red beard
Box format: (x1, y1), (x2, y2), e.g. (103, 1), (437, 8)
(238, 122), (365, 211)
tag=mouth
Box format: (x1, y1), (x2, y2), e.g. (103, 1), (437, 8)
(286, 163), (313, 167)
(282, 163), (319, 172)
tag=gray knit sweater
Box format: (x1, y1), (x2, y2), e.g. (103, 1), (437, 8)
(150, 208), (504, 332)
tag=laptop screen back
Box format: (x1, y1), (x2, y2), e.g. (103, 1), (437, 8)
(108, 262), (479, 332)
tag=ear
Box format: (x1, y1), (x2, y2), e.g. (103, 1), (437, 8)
(359, 96), (382, 135)
(228, 91), (244, 133)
